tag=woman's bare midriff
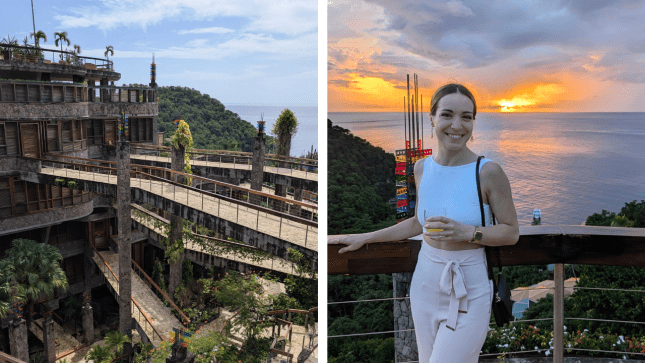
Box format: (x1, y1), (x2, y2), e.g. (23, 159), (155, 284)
(423, 236), (484, 251)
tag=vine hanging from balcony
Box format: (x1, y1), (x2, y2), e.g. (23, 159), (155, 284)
(171, 120), (194, 185)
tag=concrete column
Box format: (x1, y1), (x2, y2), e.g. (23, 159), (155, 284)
(117, 141), (133, 338)
(393, 272), (417, 363)
(82, 303), (95, 344)
(152, 116), (159, 145)
(84, 243), (94, 291)
(43, 314), (56, 363)
(9, 318), (29, 362)
(250, 135), (266, 205)
(290, 188), (303, 217)
(100, 78), (109, 102)
(554, 263), (564, 363)
(168, 144), (185, 298)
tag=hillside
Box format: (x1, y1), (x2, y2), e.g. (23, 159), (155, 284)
(328, 119), (396, 234)
(157, 86), (275, 152)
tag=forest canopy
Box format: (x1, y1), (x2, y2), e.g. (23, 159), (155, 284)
(156, 86), (275, 152)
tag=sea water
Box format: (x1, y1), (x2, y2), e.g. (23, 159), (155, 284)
(329, 112), (645, 226)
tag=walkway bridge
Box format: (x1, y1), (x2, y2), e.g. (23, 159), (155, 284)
(15, 155), (318, 264)
(130, 204), (305, 276)
(129, 145), (318, 192)
(329, 226), (645, 363)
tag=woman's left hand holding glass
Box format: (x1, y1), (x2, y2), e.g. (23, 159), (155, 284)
(424, 216), (476, 243)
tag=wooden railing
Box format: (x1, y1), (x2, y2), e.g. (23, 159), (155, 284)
(328, 225), (645, 363)
(0, 352), (26, 363)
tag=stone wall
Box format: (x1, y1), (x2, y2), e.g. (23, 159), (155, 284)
(393, 272), (417, 363)
(88, 102), (158, 117)
(0, 102), (88, 120)
(0, 198), (94, 236)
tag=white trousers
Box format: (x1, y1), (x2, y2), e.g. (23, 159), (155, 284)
(410, 243), (493, 363)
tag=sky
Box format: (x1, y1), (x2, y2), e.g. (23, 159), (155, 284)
(328, 0), (645, 112)
(1, 0), (317, 106)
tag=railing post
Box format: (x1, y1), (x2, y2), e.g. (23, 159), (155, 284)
(554, 263), (564, 363)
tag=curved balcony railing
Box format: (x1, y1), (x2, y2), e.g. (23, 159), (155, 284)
(131, 145), (318, 176)
(88, 85), (157, 103)
(0, 43), (113, 70)
(329, 226), (645, 362)
(0, 80), (87, 103)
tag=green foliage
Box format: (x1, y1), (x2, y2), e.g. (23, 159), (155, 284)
(329, 337), (394, 363)
(328, 120), (396, 234)
(171, 120), (194, 184)
(182, 259), (194, 283)
(211, 273), (271, 342)
(270, 249), (318, 324)
(133, 342), (154, 363)
(105, 330), (131, 356)
(86, 345), (113, 363)
(328, 275), (394, 362)
(272, 108), (298, 156)
(157, 86), (274, 152)
(0, 239), (68, 320)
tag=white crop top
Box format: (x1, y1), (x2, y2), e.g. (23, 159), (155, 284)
(416, 156), (493, 230)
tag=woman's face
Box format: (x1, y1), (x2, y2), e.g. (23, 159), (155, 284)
(431, 92), (475, 151)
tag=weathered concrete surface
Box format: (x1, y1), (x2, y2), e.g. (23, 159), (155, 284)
(131, 213), (300, 277)
(9, 318), (29, 362)
(168, 144), (185, 298)
(26, 169), (317, 260)
(0, 156), (41, 173)
(117, 142), (133, 338)
(250, 135), (266, 205)
(92, 249), (181, 344)
(88, 102), (157, 117)
(82, 303), (95, 344)
(0, 199), (94, 236)
(43, 315), (56, 363)
(393, 272), (416, 363)
(49, 148), (90, 159)
(130, 155), (318, 192)
(0, 102), (89, 120)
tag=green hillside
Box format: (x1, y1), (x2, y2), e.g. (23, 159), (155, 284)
(157, 86), (275, 152)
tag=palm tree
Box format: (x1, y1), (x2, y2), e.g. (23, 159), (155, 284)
(73, 44), (81, 55)
(30, 30), (47, 47)
(2, 239), (68, 327)
(104, 45), (114, 61)
(0, 260), (14, 319)
(105, 330), (131, 357)
(54, 31), (70, 60)
(86, 345), (113, 363)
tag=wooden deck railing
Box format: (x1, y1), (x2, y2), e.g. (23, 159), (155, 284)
(328, 225), (645, 363)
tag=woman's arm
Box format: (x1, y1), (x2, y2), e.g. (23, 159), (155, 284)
(328, 158), (425, 253)
(423, 161), (519, 246)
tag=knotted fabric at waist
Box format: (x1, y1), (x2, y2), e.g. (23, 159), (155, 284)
(420, 243), (487, 331)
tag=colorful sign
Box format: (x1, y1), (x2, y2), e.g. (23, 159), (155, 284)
(397, 199), (408, 208)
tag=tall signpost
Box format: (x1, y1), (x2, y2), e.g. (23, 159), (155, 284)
(393, 74), (431, 363)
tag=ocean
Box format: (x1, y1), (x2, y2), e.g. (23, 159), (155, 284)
(328, 112), (645, 226)
(226, 105), (318, 157)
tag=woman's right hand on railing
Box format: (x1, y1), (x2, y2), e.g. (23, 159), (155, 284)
(328, 234), (369, 254)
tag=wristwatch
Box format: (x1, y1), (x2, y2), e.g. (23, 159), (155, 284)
(471, 226), (483, 243)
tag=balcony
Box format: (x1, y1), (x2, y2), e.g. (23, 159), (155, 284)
(87, 85), (158, 117)
(0, 44), (119, 82)
(328, 226), (645, 362)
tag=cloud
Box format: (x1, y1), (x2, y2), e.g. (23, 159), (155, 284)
(178, 27), (235, 35)
(54, 0), (317, 36)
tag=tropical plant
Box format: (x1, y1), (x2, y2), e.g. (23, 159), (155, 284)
(0, 239), (68, 326)
(73, 44), (81, 55)
(86, 344), (113, 363)
(30, 30), (47, 47)
(104, 45), (114, 63)
(105, 330), (131, 356)
(272, 108), (298, 157)
(54, 31), (70, 60)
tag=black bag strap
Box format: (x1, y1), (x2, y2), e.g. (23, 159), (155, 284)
(476, 156), (501, 289)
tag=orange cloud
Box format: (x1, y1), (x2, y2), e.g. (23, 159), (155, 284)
(494, 83), (567, 112)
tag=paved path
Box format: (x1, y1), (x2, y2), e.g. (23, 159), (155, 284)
(41, 166), (317, 249)
(91, 249), (181, 344)
(130, 154), (318, 182)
